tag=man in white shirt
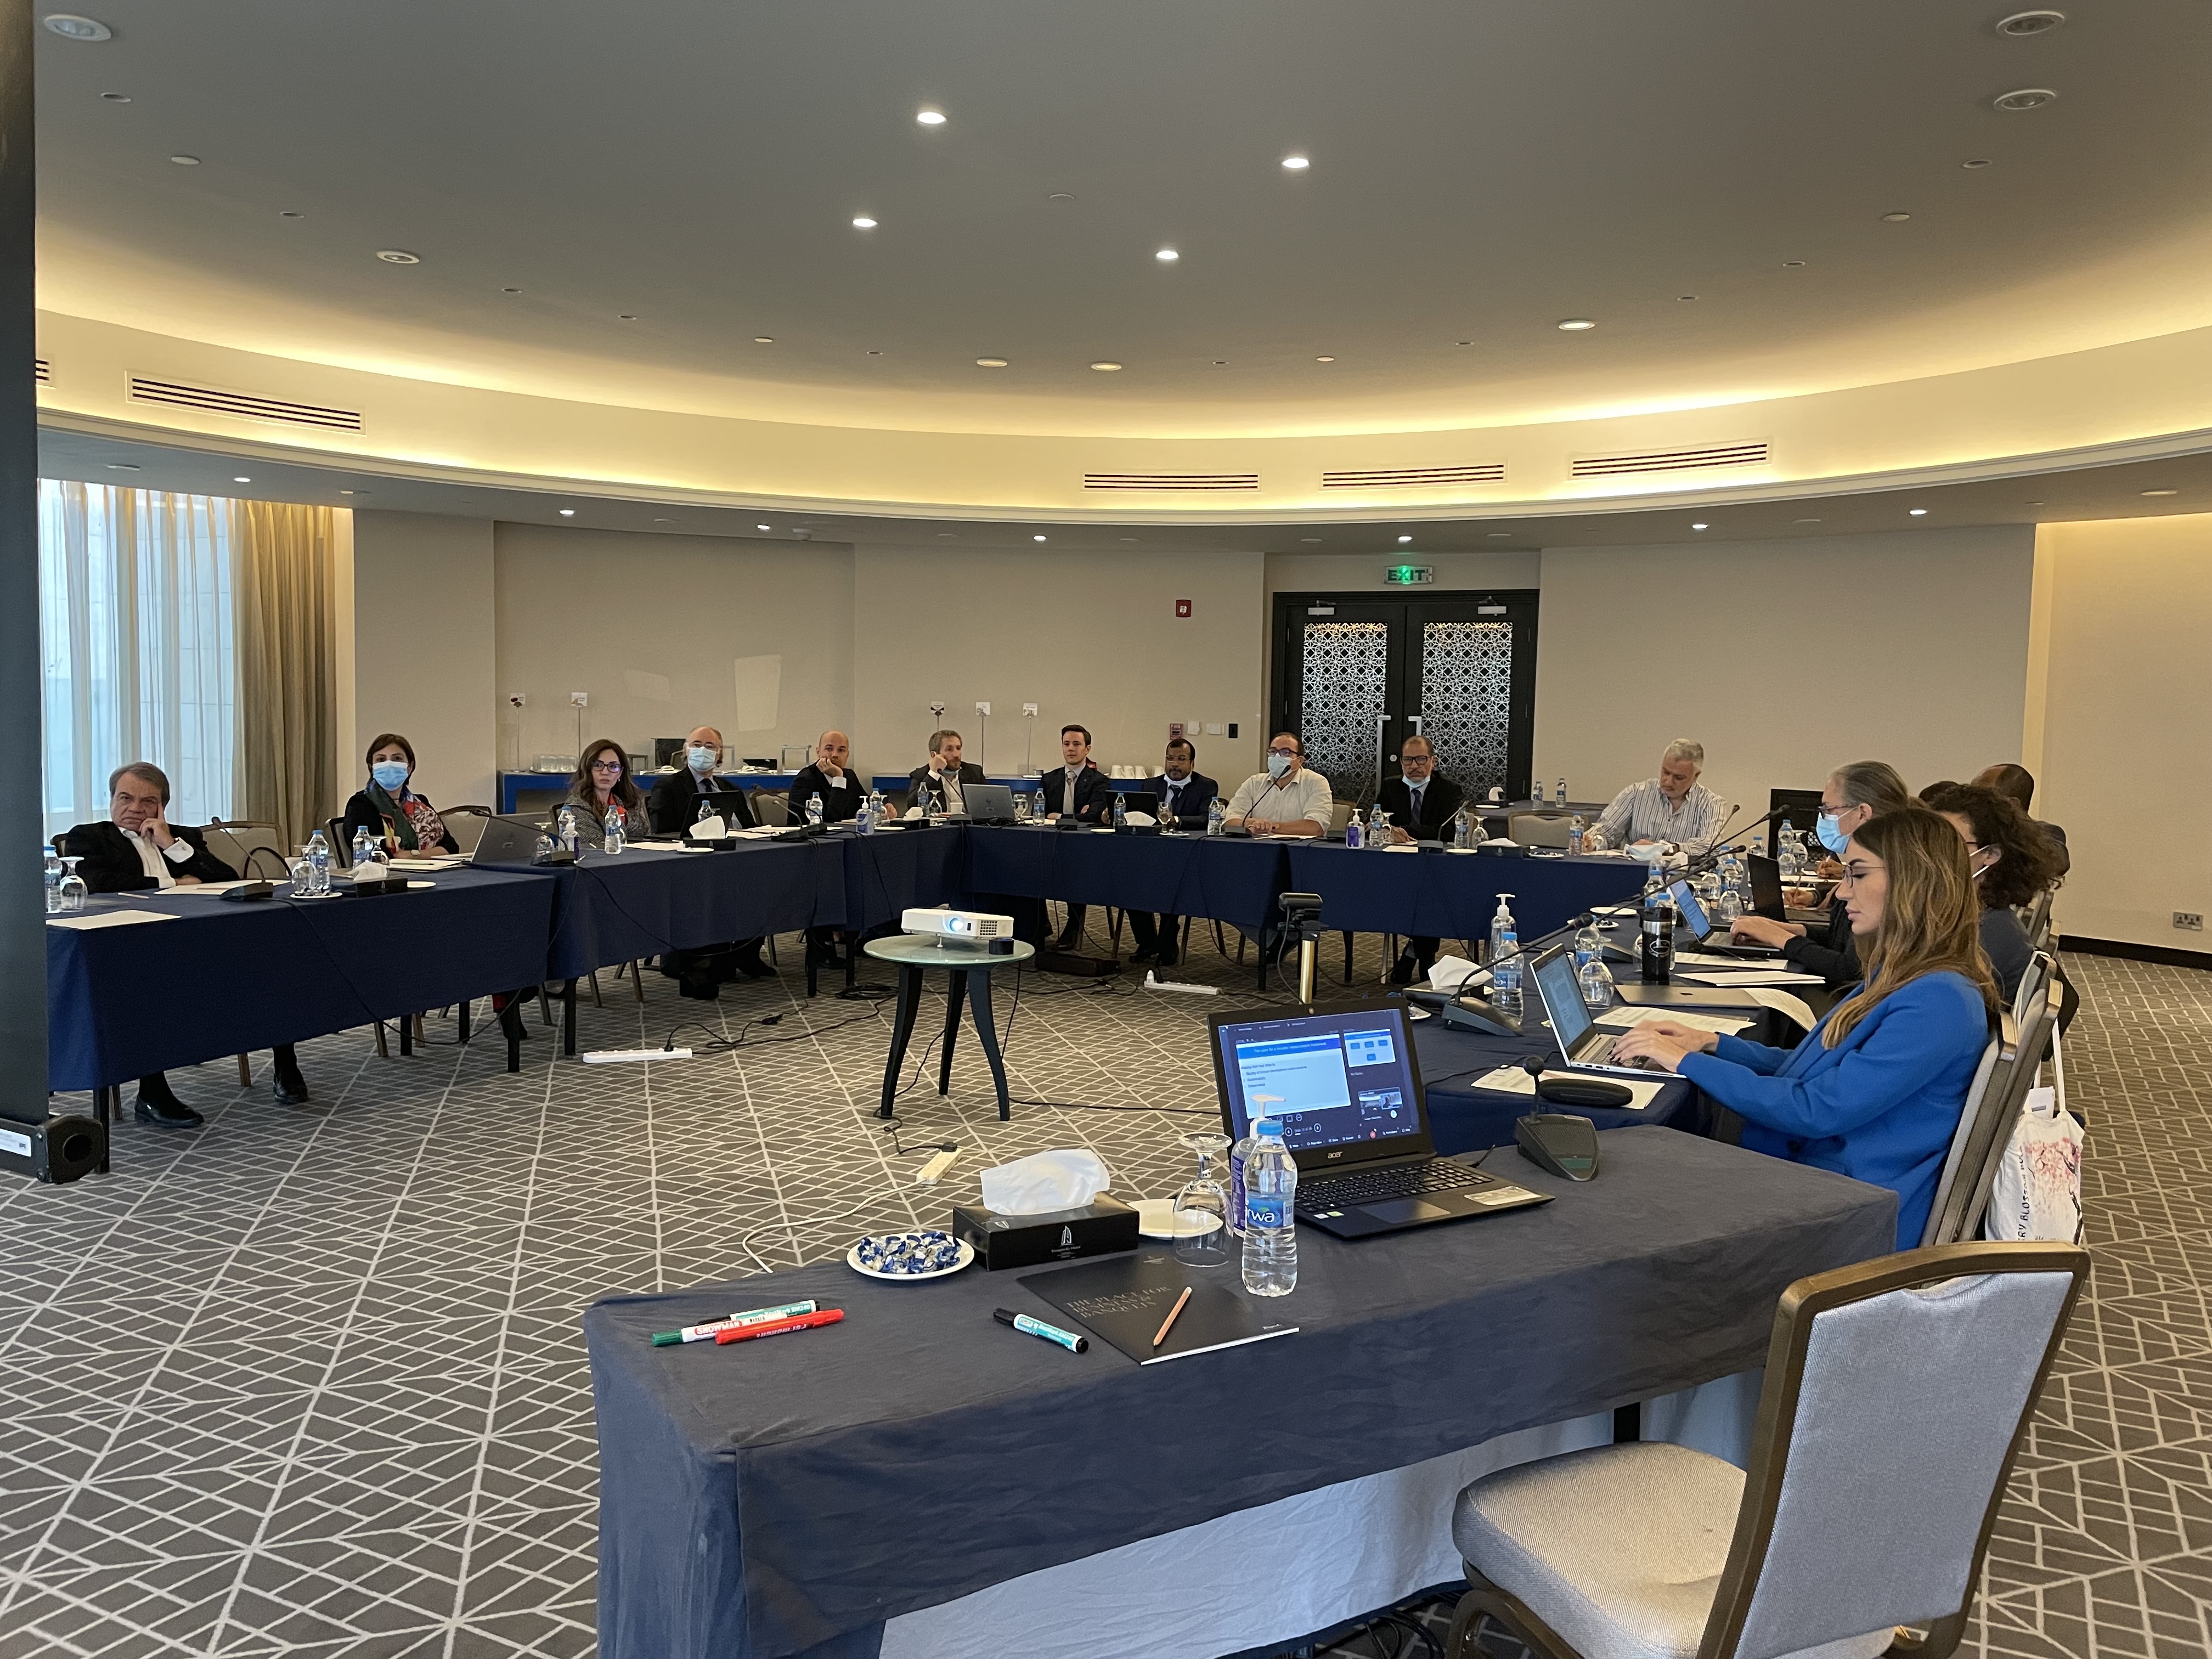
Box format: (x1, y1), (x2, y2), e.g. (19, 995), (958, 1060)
(1587, 739), (1727, 855)
(1225, 734), (1334, 836)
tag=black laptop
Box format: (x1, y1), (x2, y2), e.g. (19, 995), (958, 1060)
(1207, 996), (1550, 1238)
(1666, 878), (1779, 958)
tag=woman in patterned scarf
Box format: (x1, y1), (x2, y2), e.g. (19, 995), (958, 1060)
(340, 732), (460, 855)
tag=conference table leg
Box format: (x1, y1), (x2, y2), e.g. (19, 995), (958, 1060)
(94, 1086), (116, 1175)
(399, 1017), (413, 1058)
(877, 966), (926, 1118)
(457, 1000), (471, 1045)
(966, 972), (1012, 1121)
(937, 970), (967, 1095)
(562, 980), (578, 1058)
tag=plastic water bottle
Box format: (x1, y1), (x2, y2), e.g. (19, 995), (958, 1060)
(1568, 813), (1587, 856)
(1778, 823), (1802, 880)
(555, 805), (579, 855)
(1227, 1120), (1260, 1238)
(1207, 797), (1227, 837)
(805, 794), (825, 831)
(43, 848), (63, 914)
(1451, 808), (1471, 849)
(305, 830), (332, 895)
(1555, 777), (1568, 807)
(1644, 856), (1667, 901)
(605, 803), (626, 855)
(1716, 887), (1742, 926)
(1112, 792), (1128, 830)
(351, 826), (379, 870)
(1344, 814), (1362, 850)
(1241, 1121), (1298, 1297)
(1578, 952), (1615, 1012)
(1368, 802), (1389, 848)
(1573, 917), (1603, 973)
(697, 798), (719, 830)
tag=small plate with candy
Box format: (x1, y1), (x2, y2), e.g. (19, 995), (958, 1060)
(846, 1230), (975, 1282)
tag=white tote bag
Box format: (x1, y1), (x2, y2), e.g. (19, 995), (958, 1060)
(1984, 1031), (2085, 1243)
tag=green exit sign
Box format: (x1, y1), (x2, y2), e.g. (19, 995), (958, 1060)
(1384, 565), (1434, 585)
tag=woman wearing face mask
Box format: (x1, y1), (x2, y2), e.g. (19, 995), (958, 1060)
(341, 734), (461, 856)
(1613, 807), (1997, 1249)
(1729, 759), (1910, 987)
(1918, 781), (2059, 1002)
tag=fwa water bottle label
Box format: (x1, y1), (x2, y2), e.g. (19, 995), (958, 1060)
(1246, 1194), (1289, 1229)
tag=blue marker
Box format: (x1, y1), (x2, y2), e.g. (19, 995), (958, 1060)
(994, 1307), (1087, 1353)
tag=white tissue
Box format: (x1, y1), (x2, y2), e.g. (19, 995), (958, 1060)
(979, 1149), (1113, 1215)
(1425, 954), (1484, 992)
(1123, 811), (1158, 827)
(686, 816), (727, 840)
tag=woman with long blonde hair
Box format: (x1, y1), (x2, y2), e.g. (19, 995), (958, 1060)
(1614, 807), (1997, 1246)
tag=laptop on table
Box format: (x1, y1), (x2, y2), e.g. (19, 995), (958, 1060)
(963, 783), (1018, 823)
(1528, 946), (1680, 1079)
(1207, 996), (1549, 1238)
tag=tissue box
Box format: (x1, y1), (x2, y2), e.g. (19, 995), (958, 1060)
(950, 1196), (1140, 1271)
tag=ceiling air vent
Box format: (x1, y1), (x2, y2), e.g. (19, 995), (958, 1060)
(1082, 471), (1259, 492)
(33, 358), (50, 385)
(1571, 441), (1768, 479)
(1323, 462), (1505, 489)
(126, 375), (364, 432)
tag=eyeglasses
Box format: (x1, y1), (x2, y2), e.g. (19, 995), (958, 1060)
(1267, 747), (1299, 758)
(1836, 861), (1883, 885)
(590, 759), (624, 773)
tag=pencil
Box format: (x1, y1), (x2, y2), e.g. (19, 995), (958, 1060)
(1152, 1285), (1194, 1348)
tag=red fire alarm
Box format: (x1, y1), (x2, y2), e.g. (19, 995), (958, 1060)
(1175, 599), (1192, 618)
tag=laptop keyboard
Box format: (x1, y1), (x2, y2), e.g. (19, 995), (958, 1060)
(1299, 1160), (1485, 1207)
(1580, 1034), (1621, 1065)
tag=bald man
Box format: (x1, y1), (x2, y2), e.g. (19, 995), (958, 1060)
(647, 725), (759, 836)
(789, 730), (863, 825)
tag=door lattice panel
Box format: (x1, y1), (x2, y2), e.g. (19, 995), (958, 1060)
(1299, 622), (1389, 799)
(1420, 620), (1514, 798)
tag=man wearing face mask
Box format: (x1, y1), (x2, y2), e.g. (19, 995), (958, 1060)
(648, 726), (759, 836)
(1225, 734), (1333, 836)
(1730, 759), (1910, 986)
(1128, 737), (1220, 967)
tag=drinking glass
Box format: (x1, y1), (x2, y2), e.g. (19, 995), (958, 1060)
(1014, 792), (1032, 823)
(57, 857), (87, 913)
(1172, 1132), (1232, 1267)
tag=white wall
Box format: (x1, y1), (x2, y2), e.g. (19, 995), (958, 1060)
(494, 523), (856, 773)
(2034, 515), (2212, 949)
(1531, 527), (2038, 822)
(351, 511), (498, 809)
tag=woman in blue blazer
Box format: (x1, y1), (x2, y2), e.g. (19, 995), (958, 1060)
(1613, 806), (1999, 1248)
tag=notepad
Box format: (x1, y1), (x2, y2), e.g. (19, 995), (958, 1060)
(47, 909), (179, 930)
(1677, 969), (1824, 987)
(1594, 1006), (1753, 1036)
(1020, 1250), (1298, 1365)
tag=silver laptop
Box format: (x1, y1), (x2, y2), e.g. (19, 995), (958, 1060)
(470, 814), (548, 867)
(1528, 946), (1677, 1077)
(963, 783), (1018, 823)
(1667, 878), (1778, 958)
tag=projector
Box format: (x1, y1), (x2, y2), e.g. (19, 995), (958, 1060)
(901, 907), (1017, 945)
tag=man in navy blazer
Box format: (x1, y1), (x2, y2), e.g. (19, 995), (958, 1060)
(1039, 725), (1116, 949)
(1128, 737), (1218, 967)
(1376, 735), (1466, 983)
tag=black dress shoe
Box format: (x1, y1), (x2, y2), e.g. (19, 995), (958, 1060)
(1130, 946), (1159, 965)
(735, 955), (776, 980)
(1155, 945), (1180, 968)
(498, 1001), (533, 1041)
(1389, 955), (1419, 986)
(270, 1066), (311, 1105)
(134, 1091), (203, 1128)
(679, 975), (721, 1001)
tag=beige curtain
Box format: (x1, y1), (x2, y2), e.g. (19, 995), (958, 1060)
(232, 502), (339, 848)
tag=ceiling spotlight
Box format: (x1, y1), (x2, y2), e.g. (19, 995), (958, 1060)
(1282, 155), (1310, 170)
(1314, 355), (1336, 363)
(99, 91), (129, 101)
(1155, 248), (1179, 262)
(232, 476), (250, 483)
(975, 357), (1009, 368)
(1090, 361), (1122, 371)
(376, 249), (421, 264)
(1555, 318), (1596, 331)
(1300, 537), (1323, 544)
(502, 285), (521, 293)
(2141, 488), (2179, 497)
(1212, 359), (1228, 366)
(757, 523), (772, 531)
(1047, 191), (1075, 202)
(653, 517), (674, 524)
(1782, 259), (1807, 268)
(753, 336), (774, 343)
(1962, 158), (1995, 168)
(44, 14), (111, 41)
(1908, 508), (1928, 516)
(1793, 517), (1822, 524)
(2024, 500), (2045, 506)
(1996, 9), (2066, 37)
(1397, 535), (1413, 544)
(1486, 531), (1513, 538)
(1457, 340), (1472, 346)
(1118, 537), (1141, 543)
(1677, 295), (1699, 302)
(1991, 88), (2057, 112)
(280, 210), (304, 219)
(936, 532), (958, 539)
(337, 488), (358, 495)
(1880, 211), (1912, 223)
(105, 462), (140, 471)
(851, 216), (878, 229)
(916, 108), (946, 126)
(169, 154), (200, 166)
(558, 508), (576, 517)
(618, 313), (638, 320)
(866, 349), (884, 356)
(1032, 534), (1048, 543)
(1691, 522), (1709, 531)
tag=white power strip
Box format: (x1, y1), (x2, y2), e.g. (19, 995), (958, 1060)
(1143, 973), (1218, 996)
(914, 1149), (960, 1186)
(582, 1048), (693, 1064)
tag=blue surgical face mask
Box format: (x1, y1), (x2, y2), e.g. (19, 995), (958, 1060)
(1267, 752), (1293, 778)
(371, 761), (410, 793)
(1815, 811), (1850, 855)
(687, 745), (718, 774)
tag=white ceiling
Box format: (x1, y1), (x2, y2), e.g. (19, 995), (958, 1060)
(33, 0), (2212, 438)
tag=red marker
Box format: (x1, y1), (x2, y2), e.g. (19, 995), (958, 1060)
(714, 1308), (844, 1345)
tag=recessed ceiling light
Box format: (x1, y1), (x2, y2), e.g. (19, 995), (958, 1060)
(1155, 248), (1179, 262)
(1486, 532), (1512, 538)
(1880, 211), (1912, 222)
(1032, 534), (1048, 543)
(1314, 355), (1335, 363)
(866, 349), (884, 356)
(1908, 508), (1928, 516)
(1300, 537), (1323, 544)
(44, 14), (112, 41)
(2024, 500), (2045, 506)
(280, 210), (304, 219)
(337, 488), (358, 495)
(1991, 88), (2058, 112)
(105, 462), (139, 471)
(757, 523), (772, 531)
(169, 154), (200, 166)
(1963, 158), (1995, 168)
(618, 313), (638, 320)
(1090, 361), (1122, 371)
(753, 336), (773, 343)
(1281, 155), (1310, 170)
(916, 108), (946, 126)
(1397, 535), (1413, 544)
(1118, 537), (1140, 543)
(558, 508), (576, 517)
(1555, 318), (1596, 331)
(1996, 10), (2066, 38)
(1793, 517), (1822, 524)
(1047, 191), (1075, 202)
(653, 517), (674, 523)
(1782, 259), (1807, 268)
(936, 532), (957, 539)
(975, 357), (1009, 368)
(851, 216), (877, 229)
(99, 91), (129, 101)
(232, 476), (250, 483)
(376, 249), (420, 264)
(502, 286), (521, 293)
(1691, 522), (1709, 531)
(2141, 488), (2179, 497)
(1457, 340), (1472, 346)
(1212, 359), (1228, 366)
(1676, 295), (1698, 302)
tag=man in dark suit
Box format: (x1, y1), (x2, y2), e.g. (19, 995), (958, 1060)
(645, 726), (769, 994)
(1129, 737), (1218, 968)
(788, 729), (862, 826)
(907, 729), (989, 815)
(1039, 724), (1116, 949)
(65, 761), (311, 1123)
(1376, 735), (1466, 984)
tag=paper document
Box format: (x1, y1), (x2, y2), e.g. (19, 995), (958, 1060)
(47, 909), (179, 930)
(1594, 1006), (1753, 1036)
(1471, 1064), (1668, 1111)
(388, 856), (465, 871)
(1678, 969), (1824, 987)
(162, 881), (259, 895)
(1744, 987), (1818, 1030)
(1673, 949), (1779, 968)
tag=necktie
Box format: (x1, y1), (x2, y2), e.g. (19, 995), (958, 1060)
(1410, 784), (1424, 823)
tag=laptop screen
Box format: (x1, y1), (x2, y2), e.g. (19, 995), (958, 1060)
(1210, 1001), (1429, 1165)
(1746, 854), (1785, 917)
(1529, 946), (1595, 1054)
(1667, 878), (1715, 940)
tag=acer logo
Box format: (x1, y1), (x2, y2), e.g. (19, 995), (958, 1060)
(1327, 1149), (1345, 1160)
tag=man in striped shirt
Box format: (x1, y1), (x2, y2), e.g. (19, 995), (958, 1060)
(1588, 739), (1727, 855)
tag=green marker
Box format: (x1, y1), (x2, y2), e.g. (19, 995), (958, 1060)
(652, 1299), (819, 1346)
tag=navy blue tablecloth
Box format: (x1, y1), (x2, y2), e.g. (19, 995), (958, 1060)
(839, 827), (968, 930)
(1287, 844), (1645, 943)
(963, 826), (1289, 931)
(585, 1129), (1896, 1659)
(1411, 1015), (1705, 1153)
(46, 870), (555, 1091)
(542, 842), (847, 980)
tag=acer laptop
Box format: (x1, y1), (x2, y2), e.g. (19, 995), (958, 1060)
(1207, 996), (1549, 1239)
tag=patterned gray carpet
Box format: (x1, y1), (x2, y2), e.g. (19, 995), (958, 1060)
(1, 935), (2205, 1658)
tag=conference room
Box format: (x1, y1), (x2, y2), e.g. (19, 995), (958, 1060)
(6, 5), (2210, 1658)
